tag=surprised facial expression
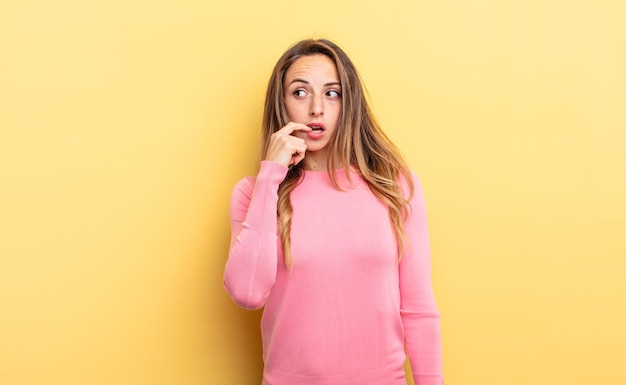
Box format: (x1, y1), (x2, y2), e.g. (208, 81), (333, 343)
(283, 54), (342, 162)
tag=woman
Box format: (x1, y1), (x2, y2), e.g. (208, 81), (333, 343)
(224, 39), (443, 385)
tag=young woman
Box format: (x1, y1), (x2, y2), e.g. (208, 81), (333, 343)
(224, 39), (443, 385)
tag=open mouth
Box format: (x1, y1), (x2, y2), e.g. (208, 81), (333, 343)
(307, 123), (325, 132)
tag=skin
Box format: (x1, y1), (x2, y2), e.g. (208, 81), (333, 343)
(265, 54), (342, 170)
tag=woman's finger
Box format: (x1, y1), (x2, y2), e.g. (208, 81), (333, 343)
(275, 122), (312, 136)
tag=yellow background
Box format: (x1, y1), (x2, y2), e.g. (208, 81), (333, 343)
(1, 1), (625, 384)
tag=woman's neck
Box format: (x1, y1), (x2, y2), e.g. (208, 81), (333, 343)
(302, 151), (329, 171)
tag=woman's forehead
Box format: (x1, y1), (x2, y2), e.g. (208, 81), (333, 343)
(284, 55), (339, 85)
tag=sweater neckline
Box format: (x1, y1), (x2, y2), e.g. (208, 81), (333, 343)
(302, 166), (365, 187)
(303, 166), (348, 177)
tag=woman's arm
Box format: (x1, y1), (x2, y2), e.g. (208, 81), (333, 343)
(224, 122), (309, 308)
(223, 161), (288, 310)
(399, 172), (444, 385)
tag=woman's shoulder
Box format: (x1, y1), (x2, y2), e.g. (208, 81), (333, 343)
(232, 175), (255, 197)
(397, 167), (423, 195)
(400, 168), (430, 212)
(230, 175), (255, 214)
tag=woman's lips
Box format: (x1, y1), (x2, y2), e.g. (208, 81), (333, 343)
(306, 123), (325, 139)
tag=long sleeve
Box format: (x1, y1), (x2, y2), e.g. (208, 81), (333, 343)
(223, 161), (288, 310)
(399, 173), (444, 385)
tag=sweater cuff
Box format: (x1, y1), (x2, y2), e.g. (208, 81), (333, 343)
(413, 374), (445, 385)
(258, 161), (289, 185)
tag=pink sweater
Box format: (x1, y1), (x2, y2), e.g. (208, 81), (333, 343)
(224, 161), (443, 385)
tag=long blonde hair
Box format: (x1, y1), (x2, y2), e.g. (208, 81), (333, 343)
(260, 39), (414, 269)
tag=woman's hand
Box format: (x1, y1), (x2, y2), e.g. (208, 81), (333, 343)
(264, 122), (311, 167)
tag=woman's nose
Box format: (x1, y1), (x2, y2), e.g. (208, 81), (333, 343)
(309, 95), (324, 117)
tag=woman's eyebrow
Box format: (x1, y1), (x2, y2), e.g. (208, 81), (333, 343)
(288, 78), (309, 85)
(288, 79), (341, 87)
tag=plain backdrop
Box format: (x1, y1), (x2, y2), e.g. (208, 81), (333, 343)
(1, 1), (625, 384)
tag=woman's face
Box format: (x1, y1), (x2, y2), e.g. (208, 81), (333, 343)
(283, 54), (342, 161)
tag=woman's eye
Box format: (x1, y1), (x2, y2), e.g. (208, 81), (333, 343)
(293, 89), (306, 97)
(327, 90), (341, 98)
